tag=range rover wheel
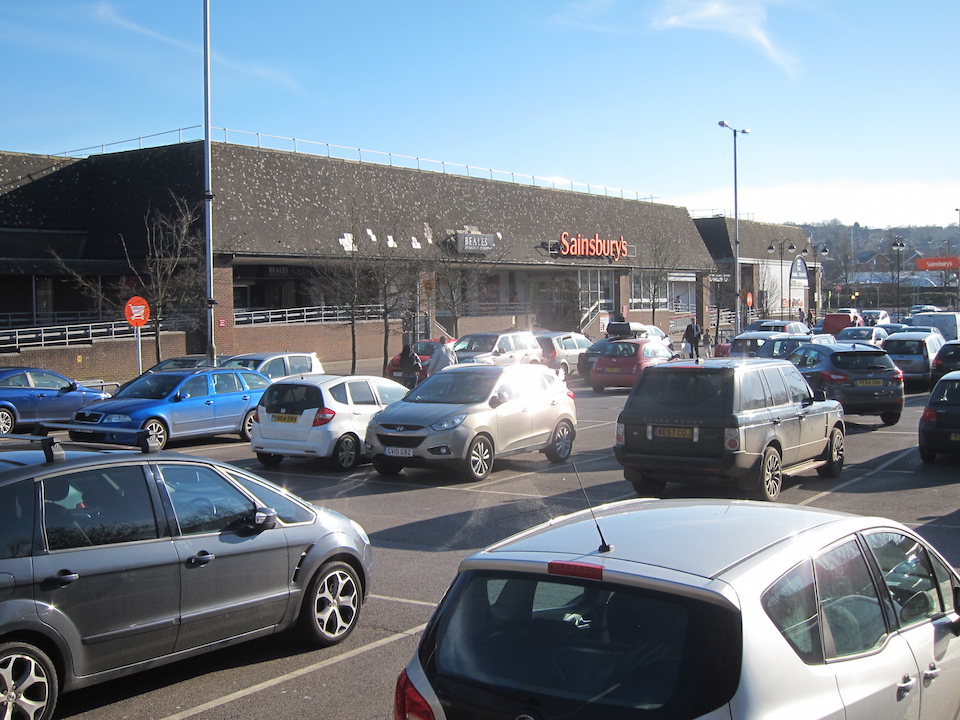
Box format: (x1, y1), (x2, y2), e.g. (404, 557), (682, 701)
(0, 641), (59, 720)
(624, 469), (666, 497)
(755, 446), (783, 501)
(298, 561), (362, 647)
(544, 420), (574, 463)
(880, 411), (901, 426)
(461, 435), (493, 481)
(817, 426), (845, 478)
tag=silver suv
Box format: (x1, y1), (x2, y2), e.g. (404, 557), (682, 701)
(614, 358), (845, 501)
(365, 364), (576, 481)
(452, 331), (543, 365)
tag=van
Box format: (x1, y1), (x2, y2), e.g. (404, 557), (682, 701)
(910, 311), (960, 341)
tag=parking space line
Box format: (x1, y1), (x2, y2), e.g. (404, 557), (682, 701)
(371, 593), (438, 607)
(798, 447), (917, 507)
(157, 623), (429, 720)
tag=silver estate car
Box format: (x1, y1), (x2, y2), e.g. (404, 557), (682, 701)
(365, 364), (576, 481)
(396, 499), (960, 720)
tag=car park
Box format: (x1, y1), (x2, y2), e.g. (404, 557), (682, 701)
(0, 431), (372, 720)
(395, 498), (960, 720)
(223, 352), (324, 381)
(882, 331), (946, 389)
(251, 374), (408, 470)
(0, 367), (109, 433)
(365, 364), (576, 481)
(613, 358), (844, 501)
(835, 325), (889, 346)
(754, 333), (835, 358)
(452, 331), (543, 366)
(589, 338), (676, 392)
(535, 331), (593, 380)
(918, 371), (960, 462)
(788, 342), (904, 425)
(932, 340), (960, 384)
(385, 339), (446, 385)
(69, 367), (271, 449)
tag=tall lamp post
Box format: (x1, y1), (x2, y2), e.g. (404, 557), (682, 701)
(892, 236), (906, 321)
(767, 239), (797, 320)
(719, 121), (750, 334)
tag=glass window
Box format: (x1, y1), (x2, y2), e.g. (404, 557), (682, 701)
(0, 372), (29, 387)
(241, 371), (270, 390)
(815, 540), (887, 658)
(832, 352), (895, 371)
(30, 371), (71, 390)
(864, 531), (942, 627)
(740, 371), (768, 411)
(496, 336), (514, 353)
(0, 481), (34, 558)
(180, 375), (209, 398)
(373, 378), (407, 405)
(347, 380), (377, 405)
(783, 367), (812, 403)
(262, 383), (322, 413)
(760, 368), (790, 406)
(287, 355), (312, 374)
(226, 470), (315, 524)
(762, 559), (823, 664)
(159, 463), (257, 535)
(260, 358), (286, 379)
(929, 380), (960, 405)
(328, 382), (348, 404)
(212, 372), (241, 394)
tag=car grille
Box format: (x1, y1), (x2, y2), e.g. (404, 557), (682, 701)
(381, 424), (425, 432)
(376, 434), (424, 449)
(74, 411), (103, 423)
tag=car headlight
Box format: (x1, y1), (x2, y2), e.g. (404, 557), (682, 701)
(103, 413), (132, 423)
(431, 414), (467, 431)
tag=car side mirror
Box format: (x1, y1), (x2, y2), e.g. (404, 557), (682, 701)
(490, 392), (510, 408)
(811, 389), (827, 402)
(174, 392), (190, 401)
(254, 507), (278, 531)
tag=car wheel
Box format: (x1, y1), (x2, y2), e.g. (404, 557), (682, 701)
(624, 469), (666, 497)
(817, 426), (845, 478)
(298, 561), (362, 647)
(142, 418), (168, 450)
(257, 452), (284, 467)
(461, 435), (493, 481)
(919, 444), (937, 463)
(880, 411), (901, 426)
(239, 410), (256, 441)
(755, 446), (783, 501)
(544, 420), (574, 463)
(556, 363), (569, 382)
(0, 407), (14, 434)
(0, 641), (59, 720)
(591, 384), (603, 393)
(372, 458), (403, 476)
(332, 434), (361, 471)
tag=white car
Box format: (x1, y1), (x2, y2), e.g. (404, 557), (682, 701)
(396, 499), (960, 720)
(224, 352), (324, 381)
(251, 374), (408, 470)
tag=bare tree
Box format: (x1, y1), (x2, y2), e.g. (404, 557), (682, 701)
(633, 234), (686, 325)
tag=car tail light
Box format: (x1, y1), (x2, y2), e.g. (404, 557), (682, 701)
(394, 670), (434, 720)
(823, 370), (848, 383)
(253, 408), (261, 423)
(566, 389), (575, 400)
(921, 406), (937, 423)
(724, 428), (740, 451)
(932, 358), (942, 370)
(313, 408), (336, 426)
(545, 347), (556, 359)
(891, 368), (904, 381)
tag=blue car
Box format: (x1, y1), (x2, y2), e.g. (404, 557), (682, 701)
(70, 368), (270, 449)
(0, 366), (109, 433)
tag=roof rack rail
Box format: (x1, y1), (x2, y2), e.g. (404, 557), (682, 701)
(32, 423), (162, 454)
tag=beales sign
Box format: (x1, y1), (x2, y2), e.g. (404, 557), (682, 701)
(558, 232), (629, 262)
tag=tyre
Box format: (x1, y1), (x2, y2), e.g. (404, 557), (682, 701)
(257, 452), (284, 467)
(544, 420), (574, 463)
(298, 561), (362, 647)
(817, 426), (845, 478)
(0, 641), (59, 720)
(331, 434), (361, 471)
(880, 411), (901, 426)
(754, 446), (783, 501)
(624, 469), (666, 497)
(372, 458), (403, 476)
(461, 435), (494, 481)
(239, 410), (256, 441)
(592, 384), (603, 393)
(0, 407), (14, 434)
(142, 417), (168, 450)
(919, 444), (937, 463)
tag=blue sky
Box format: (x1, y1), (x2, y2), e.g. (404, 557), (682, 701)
(3, 1), (959, 229)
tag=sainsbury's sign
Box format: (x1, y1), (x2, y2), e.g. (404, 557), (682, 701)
(917, 256), (959, 271)
(559, 232), (629, 262)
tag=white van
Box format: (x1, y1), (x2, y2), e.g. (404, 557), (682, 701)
(911, 312), (960, 341)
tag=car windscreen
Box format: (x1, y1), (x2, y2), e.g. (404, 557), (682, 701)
(831, 351), (895, 370)
(404, 371), (498, 404)
(423, 570), (741, 718)
(261, 383), (323, 413)
(627, 368), (730, 414)
(454, 335), (496, 353)
(112, 373), (185, 399)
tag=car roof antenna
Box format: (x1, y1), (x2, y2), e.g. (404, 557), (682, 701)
(572, 462), (613, 553)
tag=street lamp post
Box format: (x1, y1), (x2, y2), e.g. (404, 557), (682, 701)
(767, 239), (797, 320)
(892, 236), (906, 321)
(719, 121), (750, 334)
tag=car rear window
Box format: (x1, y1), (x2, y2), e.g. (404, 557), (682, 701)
(603, 342), (638, 358)
(627, 368), (729, 415)
(884, 339), (923, 355)
(424, 570), (741, 717)
(930, 379), (960, 405)
(831, 351), (895, 370)
(938, 345), (960, 359)
(261, 383), (323, 413)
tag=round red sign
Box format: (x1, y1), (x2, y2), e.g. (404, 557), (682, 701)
(124, 296), (151, 327)
(746, 291), (754, 308)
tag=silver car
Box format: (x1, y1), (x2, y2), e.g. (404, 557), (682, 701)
(396, 499), (960, 720)
(365, 364), (576, 481)
(452, 331), (544, 366)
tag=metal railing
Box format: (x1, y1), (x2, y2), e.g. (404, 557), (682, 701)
(233, 304), (384, 326)
(57, 126), (658, 203)
(0, 321), (139, 350)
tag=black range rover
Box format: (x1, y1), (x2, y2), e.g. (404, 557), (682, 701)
(613, 358), (845, 501)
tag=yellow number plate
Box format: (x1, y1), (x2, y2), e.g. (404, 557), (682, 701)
(271, 414), (299, 423)
(856, 379), (883, 387)
(654, 426), (693, 439)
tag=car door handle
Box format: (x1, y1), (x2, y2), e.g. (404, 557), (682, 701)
(204, 400), (214, 405)
(923, 664), (940, 683)
(188, 551), (216, 566)
(47, 570), (80, 586)
(897, 674), (916, 700)
(242, 395), (251, 400)
(772, 418), (781, 425)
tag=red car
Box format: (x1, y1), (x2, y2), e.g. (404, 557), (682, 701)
(590, 338), (677, 392)
(385, 339), (446, 386)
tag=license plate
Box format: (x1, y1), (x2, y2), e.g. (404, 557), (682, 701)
(385, 447), (413, 457)
(271, 414), (299, 423)
(856, 379), (883, 387)
(654, 426), (693, 439)
(951, 433), (960, 442)
(71, 427), (93, 434)
(606, 367), (622, 373)
(391, 371), (404, 377)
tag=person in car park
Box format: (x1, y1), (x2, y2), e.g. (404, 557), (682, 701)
(427, 337), (458, 376)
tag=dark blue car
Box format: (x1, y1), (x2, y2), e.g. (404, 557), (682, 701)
(70, 368), (270, 449)
(0, 367), (109, 433)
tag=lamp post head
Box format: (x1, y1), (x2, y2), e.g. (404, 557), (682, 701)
(767, 243), (776, 254)
(719, 120), (729, 128)
(740, 128), (751, 135)
(788, 243), (797, 254)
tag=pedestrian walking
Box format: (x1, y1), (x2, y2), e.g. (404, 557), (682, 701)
(398, 344), (422, 389)
(702, 328), (713, 357)
(683, 318), (702, 360)
(427, 337), (458, 376)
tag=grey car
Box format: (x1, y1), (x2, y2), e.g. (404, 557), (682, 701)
(452, 332), (544, 366)
(883, 331), (946, 389)
(396, 499), (960, 720)
(0, 430), (372, 720)
(535, 331), (593, 380)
